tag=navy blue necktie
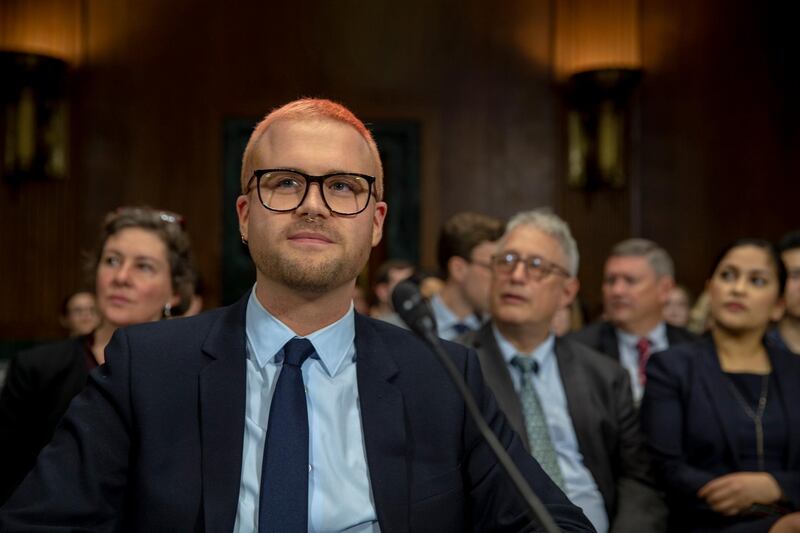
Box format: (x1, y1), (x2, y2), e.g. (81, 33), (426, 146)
(259, 338), (315, 533)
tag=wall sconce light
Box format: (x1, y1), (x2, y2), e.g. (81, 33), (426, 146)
(1, 51), (69, 184)
(564, 67), (641, 190)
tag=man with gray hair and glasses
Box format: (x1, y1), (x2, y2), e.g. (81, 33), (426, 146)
(571, 238), (696, 403)
(461, 209), (666, 533)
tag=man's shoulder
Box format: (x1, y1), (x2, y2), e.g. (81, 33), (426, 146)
(13, 337), (83, 370)
(569, 320), (613, 346)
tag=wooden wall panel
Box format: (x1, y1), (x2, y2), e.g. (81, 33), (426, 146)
(1, 0), (797, 339)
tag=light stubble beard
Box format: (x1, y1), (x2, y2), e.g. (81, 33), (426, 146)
(250, 222), (371, 294)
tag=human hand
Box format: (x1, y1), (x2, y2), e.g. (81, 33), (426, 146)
(697, 472), (783, 516)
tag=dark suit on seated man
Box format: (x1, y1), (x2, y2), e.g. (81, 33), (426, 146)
(570, 238), (696, 404)
(462, 210), (666, 533)
(0, 99), (593, 532)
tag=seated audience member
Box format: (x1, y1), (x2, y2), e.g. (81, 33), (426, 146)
(431, 211), (504, 340)
(768, 230), (800, 354)
(59, 291), (100, 337)
(641, 238), (800, 532)
(461, 209), (666, 533)
(0, 206), (196, 505)
(369, 259), (414, 327)
(664, 285), (692, 328)
(0, 98), (593, 532)
(571, 238), (696, 403)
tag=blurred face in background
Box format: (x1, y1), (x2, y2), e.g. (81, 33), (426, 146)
(663, 286), (691, 327)
(462, 240), (498, 315)
(782, 248), (800, 320)
(96, 227), (179, 328)
(61, 292), (100, 336)
(603, 256), (672, 332)
(708, 245), (784, 334)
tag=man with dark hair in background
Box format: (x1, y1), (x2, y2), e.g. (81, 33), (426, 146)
(571, 238), (696, 403)
(768, 229), (800, 354)
(431, 211), (504, 341)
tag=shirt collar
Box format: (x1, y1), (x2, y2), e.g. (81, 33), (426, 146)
(430, 294), (482, 330)
(245, 285), (355, 377)
(617, 321), (668, 351)
(492, 322), (556, 369)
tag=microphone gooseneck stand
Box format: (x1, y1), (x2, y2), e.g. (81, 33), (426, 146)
(391, 281), (562, 533)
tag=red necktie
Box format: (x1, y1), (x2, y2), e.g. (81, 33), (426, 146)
(636, 337), (651, 387)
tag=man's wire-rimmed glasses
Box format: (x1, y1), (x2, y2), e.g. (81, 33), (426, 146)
(490, 252), (571, 281)
(247, 168), (376, 216)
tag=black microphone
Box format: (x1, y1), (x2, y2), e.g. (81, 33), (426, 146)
(391, 280), (561, 533)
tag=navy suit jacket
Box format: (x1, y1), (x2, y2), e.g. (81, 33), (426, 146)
(0, 296), (593, 532)
(0, 337), (90, 504)
(640, 337), (800, 531)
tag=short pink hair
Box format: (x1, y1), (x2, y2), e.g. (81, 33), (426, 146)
(240, 98), (384, 200)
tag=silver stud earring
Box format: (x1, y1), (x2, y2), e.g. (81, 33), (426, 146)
(241, 234), (248, 245)
(163, 302), (172, 318)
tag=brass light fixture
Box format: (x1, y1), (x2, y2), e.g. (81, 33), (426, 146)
(565, 68), (641, 190)
(1, 51), (69, 183)
(553, 0), (642, 190)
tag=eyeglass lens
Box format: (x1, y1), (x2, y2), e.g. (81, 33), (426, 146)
(257, 171), (371, 215)
(493, 253), (560, 280)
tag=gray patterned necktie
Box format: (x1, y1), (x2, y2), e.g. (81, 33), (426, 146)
(511, 355), (566, 490)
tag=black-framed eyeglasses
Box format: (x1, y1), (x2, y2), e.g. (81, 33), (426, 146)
(247, 168), (376, 216)
(490, 252), (571, 280)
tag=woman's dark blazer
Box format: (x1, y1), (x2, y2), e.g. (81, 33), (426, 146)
(0, 337), (90, 505)
(640, 336), (800, 531)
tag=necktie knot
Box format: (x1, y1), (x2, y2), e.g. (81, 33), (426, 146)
(283, 338), (315, 367)
(511, 355), (539, 376)
(636, 337), (651, 357)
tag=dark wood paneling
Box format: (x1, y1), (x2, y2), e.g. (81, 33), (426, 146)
(2, 0), (798, 338)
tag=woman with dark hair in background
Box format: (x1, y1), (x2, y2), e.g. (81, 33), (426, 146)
(0, 206), (196, 505)
(641, 238), (800, 532)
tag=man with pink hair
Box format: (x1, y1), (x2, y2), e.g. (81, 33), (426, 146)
(1, 98), (592, 532)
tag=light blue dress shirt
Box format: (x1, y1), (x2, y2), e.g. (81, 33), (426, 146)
(429, 294), (482, 341)
(616, 322), (668, 403)
(493, 326), (609, 533)
(234, 287), (380, 533)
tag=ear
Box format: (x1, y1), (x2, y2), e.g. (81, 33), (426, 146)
(236, 194), (250, 242)
(448, 256), (469, 283)
(559, 277), (580, 310)
(371, 201), (387, 247)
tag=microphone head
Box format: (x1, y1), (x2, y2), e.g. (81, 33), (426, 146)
(391, 280), (437, 337)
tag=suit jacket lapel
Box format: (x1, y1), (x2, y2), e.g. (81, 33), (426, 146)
(199, 296), (249, 532)
(354, 315), (409, 533)
(470, 323), (529, 450)
(697, 339), (742, 467)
